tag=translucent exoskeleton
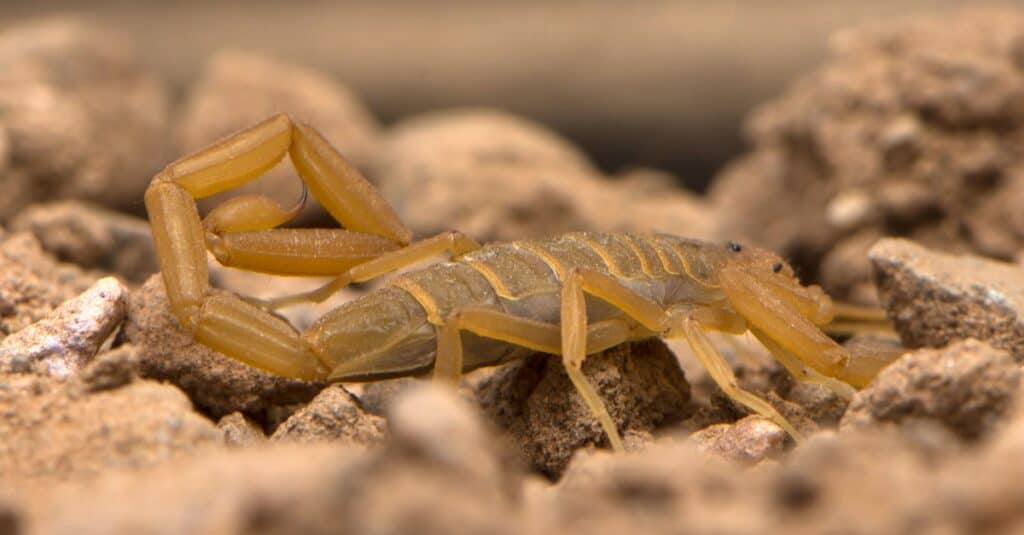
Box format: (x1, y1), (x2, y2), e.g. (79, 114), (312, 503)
(146, 114), (899, 451)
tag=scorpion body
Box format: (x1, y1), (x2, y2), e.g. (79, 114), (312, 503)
(146, 114), (897, 451)
(316, 232), (721, 380)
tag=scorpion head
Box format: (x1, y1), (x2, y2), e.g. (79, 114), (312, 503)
(721, 240), (835, 325)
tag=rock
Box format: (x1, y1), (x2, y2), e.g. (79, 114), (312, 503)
(0, 377), (221, 481)
(841, 339), (1019, 440)
(217, 412), (266, 448)
(475, 339), (691, 478)
(710, 9), (1024, 300)
(77, 345), (141, 393)
(375, 109), (718, 241)
(373, 108), (597, 240)
(271, 384), (387, 445)
(11, 201), (158, 282)
(870, 238), (1024, 361)
(388, 384), (509, 485)
(0, 277), (127, 378)
(0, 17), (169, 221)
(551, 441), (765, 534)
(0, 232), (95, 336)
(23, 386), (519, 534)
(690, 415), (789, 464)
(123, 274), (323, 418)
(771, 429), (938, 534)
(176, 49), (381, 222)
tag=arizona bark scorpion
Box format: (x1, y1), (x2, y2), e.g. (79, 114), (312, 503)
(146, 114), (897, 450)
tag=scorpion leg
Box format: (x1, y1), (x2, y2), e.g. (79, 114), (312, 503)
(671, 314), (803, 440)
(561, 268), (675, 452)
(254, 231), (481, 310)
(432, 305), (634, 452)
(749, 327), (857, 401)
(431, 307), (632, 382)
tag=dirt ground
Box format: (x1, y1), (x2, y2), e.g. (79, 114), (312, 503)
(3, 7), (1024, 535)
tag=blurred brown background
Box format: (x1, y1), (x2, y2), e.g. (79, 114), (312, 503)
(1, 0), (1013, 189)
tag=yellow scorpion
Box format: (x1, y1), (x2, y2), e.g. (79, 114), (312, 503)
(146, 114), (895, 450)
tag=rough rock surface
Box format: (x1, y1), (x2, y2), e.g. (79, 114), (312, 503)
(475, 339), (691, 478)
(176, 49), (381, 222)
(841, 339), (1020, 440)
(0, 231), (95, 336)
(217, 412), (267, 448)
(0, 277), (127, 378)
(77, 344), (141, 393)
(0, 17), (169, 221)
(0, 375), (221, 481)
(271, 384), (387, 445)
(870, 238), (1024, 360)
(373, 108), (716, 241)
(123, 274), (323, 417)
(711, 9), (1024, 301)
(11, 201), (158, 282)
(19, 385), (519, 535)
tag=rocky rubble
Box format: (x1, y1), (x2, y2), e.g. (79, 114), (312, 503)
(372, 109), (716, 241)
(0, 17), (169, 222)
(11, 201), (159, 282)
(3, 8), (1024, 534)
(711, 9), (1024, 303)
(0, 277), (127, 378)
(870, 237), (1024, 360)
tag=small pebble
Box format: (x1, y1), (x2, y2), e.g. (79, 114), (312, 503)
(0, 277), (127, 378)
(217, 412), (266, 448)
(271, 384), (387, 445)
(690, 415), (788, 464)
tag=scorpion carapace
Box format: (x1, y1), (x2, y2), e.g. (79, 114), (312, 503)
(146, 114), (899, 450)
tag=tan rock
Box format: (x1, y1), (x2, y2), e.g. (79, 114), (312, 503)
(870, 238), (1024, 361)
(0, 17), (169, 221)
(271, 384), (386, 446)
(475, 339), (691, 478)
(841, 339), (1020, 440)
(11, 201), (158, 282)
(0, 277), (127, 378)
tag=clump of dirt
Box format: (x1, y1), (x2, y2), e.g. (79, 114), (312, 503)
(871, 237), (1024, 359)
(842, 339), (1020, 440)
(711, 8), (1024, 303)
(0, 231), (96, 336)
(475, 339), (691, 478)
(0, 16), (169, 222)
(11, 201), (159, 282)
(372, 108), (716, 241)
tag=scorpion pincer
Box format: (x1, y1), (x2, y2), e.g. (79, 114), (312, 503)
(145, 114), (897, 450)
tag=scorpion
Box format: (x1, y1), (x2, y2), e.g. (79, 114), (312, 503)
(146, 114), (897, 450)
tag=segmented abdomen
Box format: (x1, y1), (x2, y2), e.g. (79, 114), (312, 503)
(309, 232), (720, 379)
(393, 232), (707, 326)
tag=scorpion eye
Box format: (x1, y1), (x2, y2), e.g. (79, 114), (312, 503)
(771, 262), (783, 273)
(727, 241), (742, 253)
